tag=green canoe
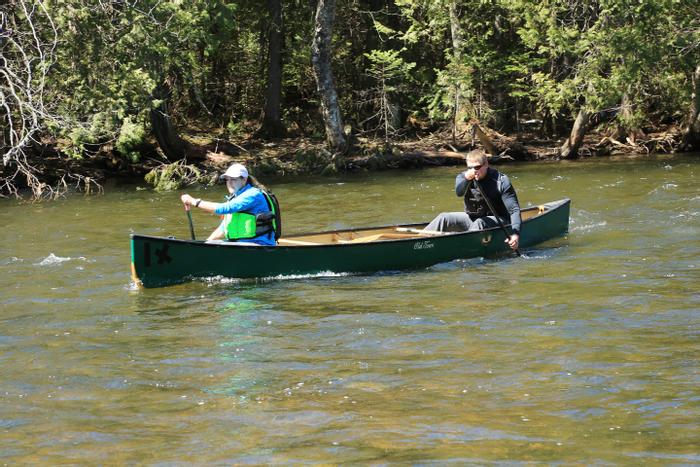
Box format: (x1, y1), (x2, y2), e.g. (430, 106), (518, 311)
(130, 198), (570, 288)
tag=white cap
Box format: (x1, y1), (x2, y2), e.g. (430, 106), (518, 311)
(222, 163), (248, 179)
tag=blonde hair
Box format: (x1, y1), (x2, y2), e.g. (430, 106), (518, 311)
(466, 149), (488, 165)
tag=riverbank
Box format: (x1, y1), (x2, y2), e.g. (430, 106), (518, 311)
(8, 123), (688, 196)
(136, 122), (691, 190)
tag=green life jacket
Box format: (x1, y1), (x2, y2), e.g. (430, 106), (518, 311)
(222, 190), (281, 242)
(223, 212), (261, 240)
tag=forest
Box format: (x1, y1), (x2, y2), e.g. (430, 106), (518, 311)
(2, 0), (699, 198)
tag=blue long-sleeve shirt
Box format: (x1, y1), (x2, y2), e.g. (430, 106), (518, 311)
(214, 184), (276, 246)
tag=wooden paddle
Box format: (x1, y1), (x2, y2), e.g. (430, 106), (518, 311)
(473, 179), (521, 257)
(184, 204), (196, 240)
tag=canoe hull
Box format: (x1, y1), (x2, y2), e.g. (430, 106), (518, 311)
(131, 199), (570, 288)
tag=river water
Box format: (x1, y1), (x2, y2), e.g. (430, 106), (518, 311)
(1, 155), (698, 463)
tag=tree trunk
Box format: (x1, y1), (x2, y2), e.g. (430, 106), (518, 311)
(559, 109), (591, 159)
(470, 121), (497, 156)
(257, 0), (285, 138)
(387, 100), (401, 134)
(150, 83), (188, 162)
(619, 92), (633, 142)
(448, 0), (463, 142)
(613, 91), (639, 144)
(681, 64), (700, 151)
(311, 0), (346, 153)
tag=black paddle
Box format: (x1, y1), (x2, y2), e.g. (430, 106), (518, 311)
(185, 205), (196, 240)
(473, 179), (521, 257)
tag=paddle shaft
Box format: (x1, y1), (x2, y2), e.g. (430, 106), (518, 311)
(473, 179), (521, 257)
(185, 206), (196, 240)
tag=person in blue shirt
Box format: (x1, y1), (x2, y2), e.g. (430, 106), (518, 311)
(180, 163), (277, 246)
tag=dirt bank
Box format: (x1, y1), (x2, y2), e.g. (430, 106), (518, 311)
(177, 124), (687, 180)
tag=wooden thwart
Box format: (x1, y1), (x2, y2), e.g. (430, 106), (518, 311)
(338, 233), (385, 244)
(278, 238), (320, 246)
(395, 227), (444, 235)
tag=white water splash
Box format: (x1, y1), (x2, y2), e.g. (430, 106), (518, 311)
(202, 270), (352, 286)
(570, 220), (607, 232)
(264, 271), (351, 281)
(671, 210), (699, 220)
(602, 180), (625, 188)
(37, 253), (73, 266)
(36, 254), (87, 266)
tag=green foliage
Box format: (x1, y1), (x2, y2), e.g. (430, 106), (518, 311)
(500, 0), (699, 131)
(18, 0), (700, 167)
(429, 62), (475, 122)
(365, 49), (416, 89)
(144, 161), (203, 191)
(116, 118), (147, 163)
(363, 49), (416, 139)
(62, 112), (117, 158)
(225, 121), (247, 140)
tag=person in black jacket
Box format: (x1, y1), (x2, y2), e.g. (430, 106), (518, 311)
(425, 149), (521, 251)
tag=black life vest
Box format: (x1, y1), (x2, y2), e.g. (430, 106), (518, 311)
(261, 190), (282, 240)
(464, 171), (507, 219)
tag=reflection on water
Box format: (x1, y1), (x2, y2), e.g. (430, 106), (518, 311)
(1, 155), (699, 463)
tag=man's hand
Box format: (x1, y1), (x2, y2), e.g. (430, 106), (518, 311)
(505, 233), (520, 251)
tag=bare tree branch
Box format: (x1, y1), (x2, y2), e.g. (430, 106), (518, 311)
(1, 0), (59, 198)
